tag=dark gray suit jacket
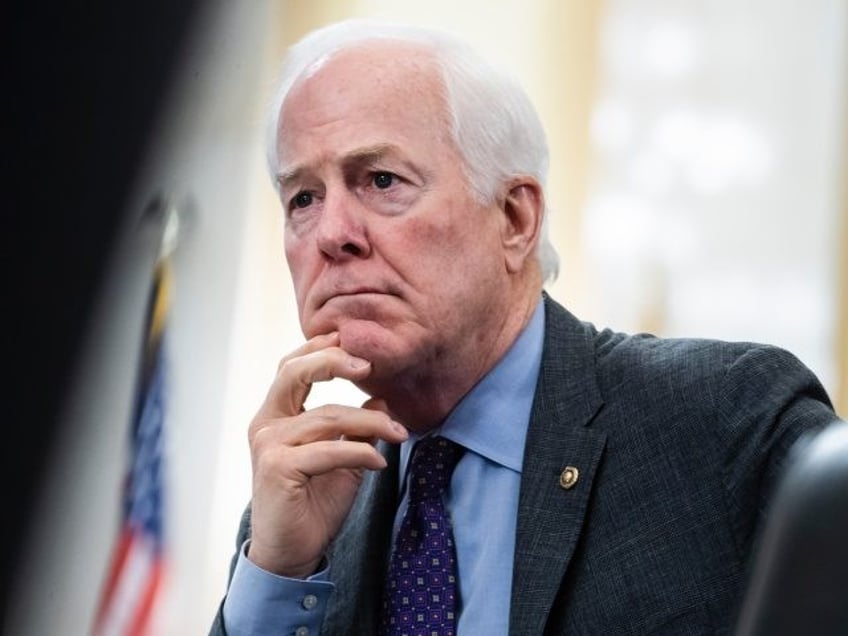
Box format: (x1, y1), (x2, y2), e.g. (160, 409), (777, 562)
(211, 295), (838, 635)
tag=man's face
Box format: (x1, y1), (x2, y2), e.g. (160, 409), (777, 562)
(276, 43), (510, 394)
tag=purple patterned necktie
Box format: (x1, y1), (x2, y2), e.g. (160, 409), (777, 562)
(380, 435), (465, 636)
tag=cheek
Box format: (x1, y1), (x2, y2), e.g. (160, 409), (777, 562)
(283, 238), (314, 301)
(394, 219), (494, 315)
(283, 238), (300, 282)
(407, 209), (495, 272)
(398, 212), (468, 260)
(389, 225), (458, 291)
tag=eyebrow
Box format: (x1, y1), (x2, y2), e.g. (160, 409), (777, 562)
(346, 144), (398, 166)
(276, 143), (402, 191)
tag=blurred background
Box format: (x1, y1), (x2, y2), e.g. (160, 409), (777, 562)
(5, 0), (846, 633)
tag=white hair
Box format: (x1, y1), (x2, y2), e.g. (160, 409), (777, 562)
(265, 18), (560, 282)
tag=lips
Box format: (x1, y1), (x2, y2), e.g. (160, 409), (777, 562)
(316, 287), (386, 309)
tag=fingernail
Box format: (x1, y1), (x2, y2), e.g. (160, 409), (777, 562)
(349, 357), (370, 369)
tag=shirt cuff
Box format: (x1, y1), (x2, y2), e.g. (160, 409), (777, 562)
(222, 540), (334, 636)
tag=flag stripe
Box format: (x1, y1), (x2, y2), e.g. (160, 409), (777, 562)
(129, 558), (164, 636)
(93, 530), (134, 630)
(93, 257), (170, 636)
(98, 531), (155, 636)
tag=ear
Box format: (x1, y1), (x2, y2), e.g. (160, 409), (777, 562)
(500, 178), (544, 273)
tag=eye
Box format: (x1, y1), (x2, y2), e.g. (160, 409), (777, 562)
(291, 191), (313, 209)
(373, 172), (395, 189)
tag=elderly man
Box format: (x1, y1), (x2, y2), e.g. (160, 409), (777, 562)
(210, 18), (839, 636)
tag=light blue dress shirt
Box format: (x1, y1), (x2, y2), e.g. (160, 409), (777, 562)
(223, 298), (545, 634)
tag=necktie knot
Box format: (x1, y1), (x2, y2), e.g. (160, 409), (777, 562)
(408, 436), (464, 502)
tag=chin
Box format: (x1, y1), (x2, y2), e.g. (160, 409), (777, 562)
(339, 320), (423, 377)
(337, 320), (396, 360)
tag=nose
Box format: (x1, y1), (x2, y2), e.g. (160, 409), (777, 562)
(315, 190), (371, 260)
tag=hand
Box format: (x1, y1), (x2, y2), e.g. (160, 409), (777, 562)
(245, 332), (408, 578)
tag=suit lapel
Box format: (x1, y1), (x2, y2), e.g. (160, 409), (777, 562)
(510, 296), (607, 635)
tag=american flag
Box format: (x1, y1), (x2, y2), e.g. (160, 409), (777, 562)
(93, 258), (170, 636)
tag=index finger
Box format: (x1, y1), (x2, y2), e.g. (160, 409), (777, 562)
(261, 340), (373, 417)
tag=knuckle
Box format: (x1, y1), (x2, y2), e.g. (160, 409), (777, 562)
(311, 404), (343, 426)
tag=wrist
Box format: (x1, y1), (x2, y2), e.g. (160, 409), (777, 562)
(246, 542), (323, 579)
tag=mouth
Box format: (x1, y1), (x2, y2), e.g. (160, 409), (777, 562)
(317, 288), (388, 309)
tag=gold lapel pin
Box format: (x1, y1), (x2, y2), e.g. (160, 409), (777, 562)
(559, 466), (579, 490)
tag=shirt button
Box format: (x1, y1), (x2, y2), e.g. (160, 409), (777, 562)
(295, 627), (309, 636)
(302, 594), (318, 610)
